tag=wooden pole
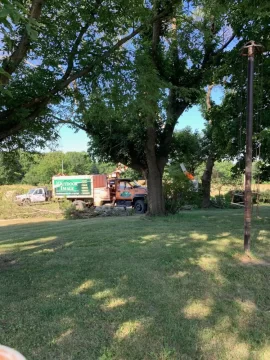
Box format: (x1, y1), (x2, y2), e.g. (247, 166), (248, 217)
(244, 44), (254, 252)
(241, 41), (263, 253)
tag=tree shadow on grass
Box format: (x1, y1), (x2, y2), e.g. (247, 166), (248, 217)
(0, 209), (270, 359)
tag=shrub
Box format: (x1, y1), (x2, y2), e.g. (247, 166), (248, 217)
(58, 198), (76, 219)
(259, 190), (270, 203)
(163, 172), (202, 214)
(210, 194), (232, 208)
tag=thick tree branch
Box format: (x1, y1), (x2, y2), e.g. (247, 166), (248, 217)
(0, 123), (24, 141)
(151, 2), (178, 83)
(62, 0), (102, 80)
(0, 1), (178, 143)
(152, 0), (162, 57)
(62, 23), (91, 81)
(59, 25), (144, 88)
(2, 4), (177, 113)
(158, 90), (188, 168)
(201, 33), (235, 69)
(59, 0), (178, 88)
(51, 115), (88, 132)
(0, 0), (45, 85)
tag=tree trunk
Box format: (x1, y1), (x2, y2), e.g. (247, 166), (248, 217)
(146, 162), (165, 215)
(145, 126), (165, 215)
(201, 156), (215, 208)
(201, 84), (215, 208)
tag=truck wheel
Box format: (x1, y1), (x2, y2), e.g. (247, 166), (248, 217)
(134, 199), (145, 214)
(22, 199), (31, 206)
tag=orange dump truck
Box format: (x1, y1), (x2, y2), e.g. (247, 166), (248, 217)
(52, 174), (147, 213)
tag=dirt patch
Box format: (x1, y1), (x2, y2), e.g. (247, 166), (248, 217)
(0, 218), (62, 227)
(234, 254), (270, 266)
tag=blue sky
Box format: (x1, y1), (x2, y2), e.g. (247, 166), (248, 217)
(57, 88), (223, 152)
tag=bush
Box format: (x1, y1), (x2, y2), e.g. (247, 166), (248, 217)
(58, 198), (77, 219)
(210, 194), (232, 208)
(163, 172), (202, 214)
(259, 190), (270, 203)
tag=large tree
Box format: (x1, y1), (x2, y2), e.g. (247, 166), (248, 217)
(76, 0), (239, 215)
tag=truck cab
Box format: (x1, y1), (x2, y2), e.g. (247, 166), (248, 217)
(108, 178), (147, 213)
(15, 187), (51, 205)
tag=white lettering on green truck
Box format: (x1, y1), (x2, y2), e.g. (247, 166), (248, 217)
(53, 178), (92, 196)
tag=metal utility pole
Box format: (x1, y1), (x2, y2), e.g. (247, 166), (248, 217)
(241, 41), (263, 253)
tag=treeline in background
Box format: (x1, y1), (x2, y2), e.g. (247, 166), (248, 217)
(1, 148), (269, 187)
(0, 151), (138, 186)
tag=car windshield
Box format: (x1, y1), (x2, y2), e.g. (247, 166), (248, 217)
(27, 189), (35, 194)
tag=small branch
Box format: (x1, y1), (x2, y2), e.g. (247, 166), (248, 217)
(52, 115), (87, 132)
(214, 33), (235, 55)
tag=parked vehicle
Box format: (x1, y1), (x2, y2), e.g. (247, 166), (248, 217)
(52, 174), (147, 213)
(15, 187), (52, 205)
(15, 174), (147, 213)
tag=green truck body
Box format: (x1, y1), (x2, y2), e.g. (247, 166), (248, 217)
(52, 175), (93, 198)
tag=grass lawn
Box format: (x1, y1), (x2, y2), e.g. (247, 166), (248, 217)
(0, 208), (270, 360)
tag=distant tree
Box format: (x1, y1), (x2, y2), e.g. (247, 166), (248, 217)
(95, 163), (117, 175)
(0, 152), (23, 184)
(170, 128), (203, 174)
(211, 161), (241, 195)
(253, 161), (270, 183)
(23, 152), (63, 185)
(64, 152), (92, 174)
(89, 163), (99, 174)
(122, 168), (142, 180)
(19, 151), (41, 176)
(0, 150), (126, 185)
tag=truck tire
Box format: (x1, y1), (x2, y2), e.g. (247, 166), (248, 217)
(22, 199), (31, 206)
(134, 199), (145, 214)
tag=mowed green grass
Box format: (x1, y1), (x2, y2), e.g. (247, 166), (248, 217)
(0, 208), (270, 360)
